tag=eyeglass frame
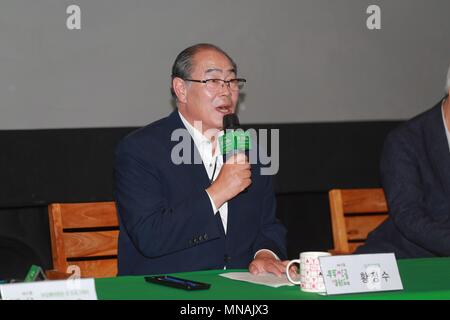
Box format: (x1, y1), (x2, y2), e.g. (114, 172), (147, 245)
(182, 78), (246, 91)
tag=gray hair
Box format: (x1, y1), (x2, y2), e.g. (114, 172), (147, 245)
(170, 43), (237, 100)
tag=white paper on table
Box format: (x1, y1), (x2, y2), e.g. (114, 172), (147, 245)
(0, 278), (98, 300)
(219, 272), (295, 288)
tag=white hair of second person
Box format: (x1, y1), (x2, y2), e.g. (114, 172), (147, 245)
(447, 64), (450, 92)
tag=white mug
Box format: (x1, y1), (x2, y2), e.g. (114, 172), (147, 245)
(286, 251), (331, 293)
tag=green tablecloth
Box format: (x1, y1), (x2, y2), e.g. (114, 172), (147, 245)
(95, 257), (450, 300)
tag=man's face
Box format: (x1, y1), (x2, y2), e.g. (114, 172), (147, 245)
(181, 49), (239, 132)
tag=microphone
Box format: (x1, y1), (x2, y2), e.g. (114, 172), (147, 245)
(220, 113), (251, 161)
(220, 113), (252, 193)
(223, 113), (241, 131)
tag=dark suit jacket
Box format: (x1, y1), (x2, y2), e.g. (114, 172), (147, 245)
(114, 111), (287, 275)
(356, 100), (450, 258)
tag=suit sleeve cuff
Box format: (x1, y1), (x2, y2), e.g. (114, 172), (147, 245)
(205, 190), (218, 214)
(254, 249), (280, 261)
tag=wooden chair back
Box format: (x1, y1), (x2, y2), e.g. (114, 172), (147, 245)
(328, 188), (388, 254)
(47, 202), (119, 278)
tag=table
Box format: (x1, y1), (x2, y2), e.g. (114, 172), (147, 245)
(95, 257), (450, 300)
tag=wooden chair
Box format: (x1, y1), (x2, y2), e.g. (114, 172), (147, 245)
(328, 188), (389, 254)
(47, 201), (119, 279)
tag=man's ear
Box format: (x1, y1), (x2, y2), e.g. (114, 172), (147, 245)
(173, 77), (188, 104)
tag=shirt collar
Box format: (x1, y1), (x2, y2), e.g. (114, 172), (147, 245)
(178, 111), (223, 158)
(178, 111), (210, 146)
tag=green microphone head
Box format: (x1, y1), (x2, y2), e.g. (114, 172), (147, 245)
(219, 114), (252, 155)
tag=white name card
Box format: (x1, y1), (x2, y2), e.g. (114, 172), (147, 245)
(0, 278), (98, 300)
(319, 253), (403, 295)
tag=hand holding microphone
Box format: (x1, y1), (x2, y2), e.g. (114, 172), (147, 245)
(206, 114), (252, 209)
(207, 153), (252, 209)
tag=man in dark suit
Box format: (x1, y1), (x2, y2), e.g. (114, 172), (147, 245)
(356, 66), (450, 258)
(114, 43), (289, 276)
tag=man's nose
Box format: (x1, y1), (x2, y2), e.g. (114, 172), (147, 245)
(218, 81), (232, 95)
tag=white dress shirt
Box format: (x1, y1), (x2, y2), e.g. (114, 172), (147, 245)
(178, 112), (279, 261)
(178, 112), (228, 232)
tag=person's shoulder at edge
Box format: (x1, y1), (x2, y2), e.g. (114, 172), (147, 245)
(385, 101), (442, 145)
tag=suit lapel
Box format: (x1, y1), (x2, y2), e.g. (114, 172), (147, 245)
(165, 111), (226, 235)
(225, 164), (257, 242)
(165, 110), (211, 189)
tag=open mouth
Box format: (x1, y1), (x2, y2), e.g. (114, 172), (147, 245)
(215, 105), (232, 114)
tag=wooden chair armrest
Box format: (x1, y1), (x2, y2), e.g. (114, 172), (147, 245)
(328, 249), (352, 256)
(45, 270), (73, 280)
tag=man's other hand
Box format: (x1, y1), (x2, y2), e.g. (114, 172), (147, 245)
(249, 251), (297, 278)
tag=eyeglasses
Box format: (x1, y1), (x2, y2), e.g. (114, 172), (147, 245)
(183, 78), (246, 91)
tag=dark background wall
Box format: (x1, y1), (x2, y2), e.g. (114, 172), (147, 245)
(0, 118), (403, 278)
